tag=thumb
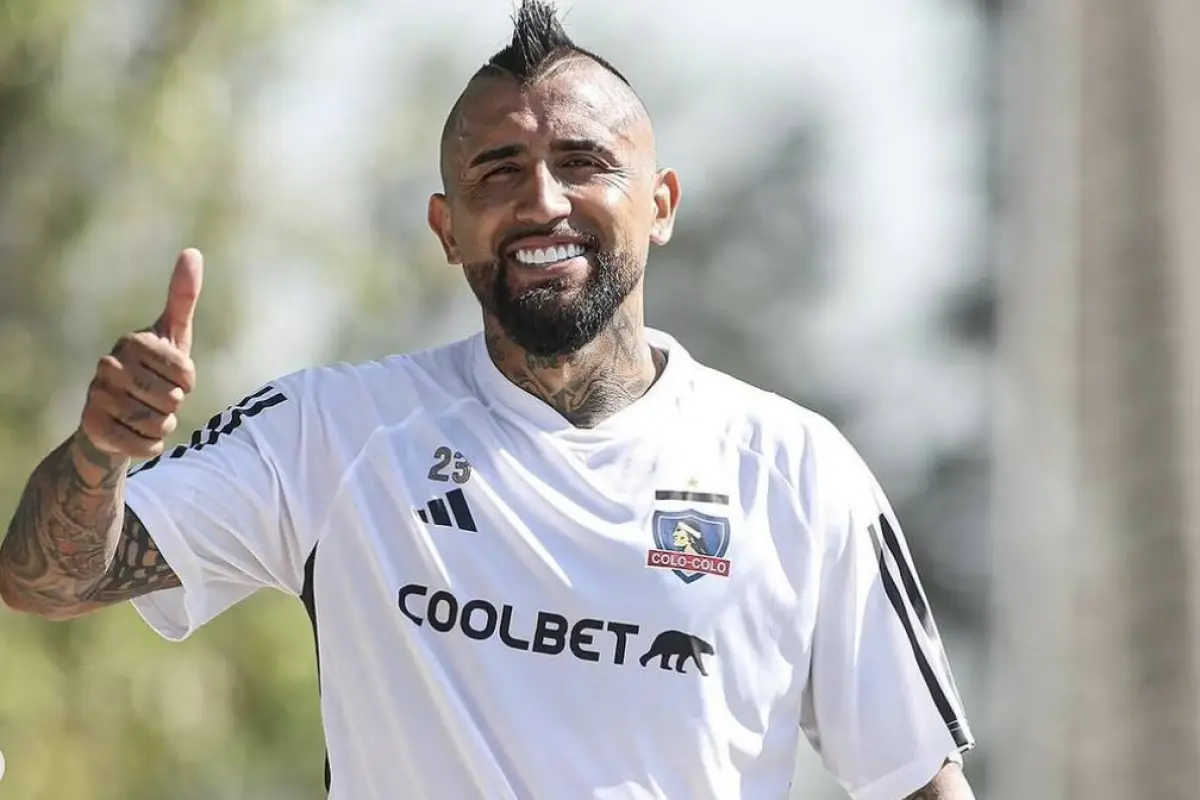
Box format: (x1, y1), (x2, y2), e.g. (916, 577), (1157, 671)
(157, 248), (204, 355)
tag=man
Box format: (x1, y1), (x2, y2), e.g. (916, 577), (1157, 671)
(0, 3), (976, 798)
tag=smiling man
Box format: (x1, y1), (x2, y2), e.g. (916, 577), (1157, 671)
(0, 2), (975, 799)
(431, 28), (673, 425)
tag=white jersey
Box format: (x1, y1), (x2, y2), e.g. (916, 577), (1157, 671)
(125, 329), (973, 800)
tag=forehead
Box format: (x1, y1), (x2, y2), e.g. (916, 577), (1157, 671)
(451, 67), (645, 157)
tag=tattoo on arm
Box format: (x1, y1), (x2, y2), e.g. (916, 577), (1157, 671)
(0, 432), (177, 616)
(903, 762), (975, 800)
(81, 506), (180, 603)
(905, 784), (946, 800)
(0, 434), (124, 612)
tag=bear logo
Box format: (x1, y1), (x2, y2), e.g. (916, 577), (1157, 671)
(638, 630), (715, 676)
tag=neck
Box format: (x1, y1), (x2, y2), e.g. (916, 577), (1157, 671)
(484, 305), (665, 428)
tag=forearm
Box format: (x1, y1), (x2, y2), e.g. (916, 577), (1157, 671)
(0, 431), (128, 617)
(904, 761), (975, 800)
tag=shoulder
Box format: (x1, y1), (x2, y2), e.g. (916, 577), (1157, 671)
(682, 357), (882, 556)
(674, 345), (872, 507)
(270, 334), (479, 417)
(215, 335), (482, 458)
(127, 337), (481, 483)
(684, 356), (851, 465)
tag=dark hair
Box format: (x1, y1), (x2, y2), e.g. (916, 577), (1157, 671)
(439, 0), (641, 185)
(477, 0), (631, 87)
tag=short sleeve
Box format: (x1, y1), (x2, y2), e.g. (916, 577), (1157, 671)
(125, 378), (318, 641)
(800, 424), (975, 800)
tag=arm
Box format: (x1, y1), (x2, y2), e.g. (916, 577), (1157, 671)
(0, 249), (200, 619)
(904, 762), (975, 800)
(3, 249), (314, 641)
(0, 432), (178, 620)
(800, 419), (975, 800)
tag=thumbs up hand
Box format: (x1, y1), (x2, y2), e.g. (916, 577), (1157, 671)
(153, 247), (203, 357)
(80, 249), (204, 459)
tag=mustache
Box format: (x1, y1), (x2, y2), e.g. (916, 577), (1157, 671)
(496, 225), (602, 257)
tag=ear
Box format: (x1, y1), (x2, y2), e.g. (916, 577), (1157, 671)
(649, 168), (682, 246)
(427, 193), (462, 264)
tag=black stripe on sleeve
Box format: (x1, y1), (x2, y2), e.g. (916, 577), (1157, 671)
(238, 384), (279, 405)
(300, 545), (332, 794)
(129, 389), (288, 476)
(876, 514), (964, 696)
(215, 392), (287, 439)
(878, 515), (934, 639)
(868, 517), (971, 749)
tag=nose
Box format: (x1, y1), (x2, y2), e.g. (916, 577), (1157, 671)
(514, 162), (572, 224)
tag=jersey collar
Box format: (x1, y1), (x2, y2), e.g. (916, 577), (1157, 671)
(471, 327), (692, 444)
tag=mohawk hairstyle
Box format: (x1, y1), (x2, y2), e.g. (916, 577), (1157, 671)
(477, 0), (631, 87)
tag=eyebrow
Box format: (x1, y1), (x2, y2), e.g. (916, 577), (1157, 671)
(465, 138), (618, 170)
(551, 138), (618, 162)
(467, 144), (525, 169)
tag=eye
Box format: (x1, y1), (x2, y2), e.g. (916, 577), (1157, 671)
(562, 156), (602, 169)
(482, 164), (520, 180)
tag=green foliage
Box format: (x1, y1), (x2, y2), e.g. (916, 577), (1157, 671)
(0, 5), (409, 798)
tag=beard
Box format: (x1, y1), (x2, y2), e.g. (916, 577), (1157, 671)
(467, 246), (642, 358)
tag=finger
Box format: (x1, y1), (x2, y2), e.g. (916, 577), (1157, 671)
(155, 248), (204, 356)
(139, 346), (196, 395)
(96, 356), (185, 416)
(85, 420), (165, 460)
(87, 377), (170, 440)
(82, 386), (166, 459)
(112, 333), (197, 393)
(87, 378), (177, 443)
(78, 403), (127, 458)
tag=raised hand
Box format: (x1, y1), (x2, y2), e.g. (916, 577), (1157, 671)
(79, 249), (203, 459)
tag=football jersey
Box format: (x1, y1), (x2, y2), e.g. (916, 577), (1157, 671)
(125, 328), (974, 800)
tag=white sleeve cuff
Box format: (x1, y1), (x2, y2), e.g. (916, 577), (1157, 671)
(849, 746), (971, 800)
(125, 481), (204, 642)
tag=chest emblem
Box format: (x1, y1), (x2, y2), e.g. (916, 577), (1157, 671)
(647, 504), (732, 583)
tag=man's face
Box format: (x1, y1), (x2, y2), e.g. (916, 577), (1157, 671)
(429, 61), (679, 358)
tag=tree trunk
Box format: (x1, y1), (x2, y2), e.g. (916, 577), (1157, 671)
(992, 0), (1200, 797)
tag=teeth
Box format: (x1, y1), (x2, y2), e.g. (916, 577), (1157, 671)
(514, 243), (586, 265)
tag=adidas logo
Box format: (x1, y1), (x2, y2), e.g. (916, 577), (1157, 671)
(414, 488), (477, 532)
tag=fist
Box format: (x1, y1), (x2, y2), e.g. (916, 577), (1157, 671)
(80, 249), (204, 459)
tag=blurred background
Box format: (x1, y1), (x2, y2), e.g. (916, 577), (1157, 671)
(0, 0), (1195, 798)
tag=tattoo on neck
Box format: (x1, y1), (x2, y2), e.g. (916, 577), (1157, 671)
(485, 309), (665, 428)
